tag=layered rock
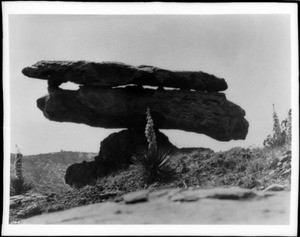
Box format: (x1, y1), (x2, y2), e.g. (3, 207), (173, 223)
(37, 86), (248, 141)
(22, 61), (228, 92)
(65, 129), (176, 188)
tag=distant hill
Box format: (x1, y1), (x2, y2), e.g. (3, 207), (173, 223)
(10, 151), (97, 195)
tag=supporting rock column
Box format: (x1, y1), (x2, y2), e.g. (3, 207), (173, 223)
(65, 129), (177, 188)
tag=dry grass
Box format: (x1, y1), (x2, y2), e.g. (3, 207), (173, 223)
(9, 145), (292, 223)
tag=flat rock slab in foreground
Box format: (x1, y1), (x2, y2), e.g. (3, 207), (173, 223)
(23, 187), (290, 224)
(37, 87), (248, 141)
(22, 61), (228, 91)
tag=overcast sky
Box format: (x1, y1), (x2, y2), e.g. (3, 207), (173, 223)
(8, 14), (292, 155)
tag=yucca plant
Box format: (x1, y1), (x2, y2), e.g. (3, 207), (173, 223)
(10, 177), (33, 196)
(132, 107), (174, 184)
(132, 148), (173, 183)
(10, 145), (33, 196)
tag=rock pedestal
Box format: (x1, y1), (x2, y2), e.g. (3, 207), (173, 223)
(65, 129), (177, 188)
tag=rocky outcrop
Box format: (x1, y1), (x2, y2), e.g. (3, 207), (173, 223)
(22, 187), (290, 225)
(65, 129), (177, 188)
(37, 86), (248, 141)
(22, 61), (228, 92)
(64, 161), (98, 188)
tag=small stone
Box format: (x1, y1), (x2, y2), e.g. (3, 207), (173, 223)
(268, 170), (275, 176)
(279, 155), (289, 163)
(264, 184), (285, 192)
(207, 191), (257, 200)
(114, 210), (122, 214)
(123, 190), (149, 204)
(281, 169), (291, 176)
(170, 194), (200, 202)
(114, 196), (124, 203)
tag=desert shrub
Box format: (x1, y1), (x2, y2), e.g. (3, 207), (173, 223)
(246, 158), (265, 175)
(240, 174), (261, 189)
(263, 105), (292, 148)
(10, 177), (33, 196)
(10, 145), (33, 196)
(132, 107), (175, 184)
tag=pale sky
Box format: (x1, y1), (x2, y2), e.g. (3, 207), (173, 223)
(8, 14), (292, 155)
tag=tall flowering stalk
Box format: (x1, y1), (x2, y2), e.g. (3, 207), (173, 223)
(10, 145), (32, 195)
(145, 107), (157, 152)
(131, 107), (174, 184)
(272, 104), (281, 139)
(263, 105), (292, 148)
(15, 145), (23, 180)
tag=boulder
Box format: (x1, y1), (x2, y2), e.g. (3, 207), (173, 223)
(37, 86), (249, 141)
(22, 61), (228, 91)
(64, 161), (98, 188)
(65, 129), (177, 188)
(95, 128), (177, 165)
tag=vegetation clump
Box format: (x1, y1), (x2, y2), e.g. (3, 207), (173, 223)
(10, 145), (33, 196)
(263, 105), (291, 148)
(132, 107), (175, 184)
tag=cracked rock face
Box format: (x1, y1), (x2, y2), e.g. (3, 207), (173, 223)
(22, 60), (228, 91)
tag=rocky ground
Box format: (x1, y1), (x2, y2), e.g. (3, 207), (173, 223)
(23, 187), (290, 224)
(9, 145), (292, 224)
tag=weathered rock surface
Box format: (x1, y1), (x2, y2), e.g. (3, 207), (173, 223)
(10, 193), (47, 220)
(37, 86), (248, 141)
(23, 187), (290, 224)
(64, 160), (98, 188)
(10, 193), (48, 209)
(22, 61), (228, 91)
(65, 129), (177, 188)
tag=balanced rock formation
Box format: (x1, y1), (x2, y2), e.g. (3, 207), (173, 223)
(22, 60), (249, 188)
(22, 61), (228, 91)
(65, 129), (177, 188)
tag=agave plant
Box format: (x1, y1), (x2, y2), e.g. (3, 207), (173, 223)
(132, 107), (175, 183)
(132, 148), (174, 183)
(10, 176), (33, 196)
